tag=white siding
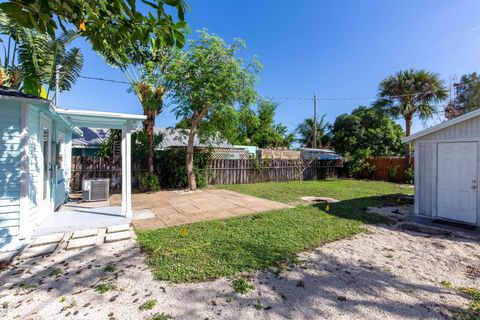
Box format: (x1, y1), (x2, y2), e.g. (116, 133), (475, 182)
(27, 106), (42, 229)
(415, 115), (480, 224)
(0, 100), (21, 249)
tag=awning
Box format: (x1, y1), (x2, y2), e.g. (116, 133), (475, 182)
(55, 108), (146, 132)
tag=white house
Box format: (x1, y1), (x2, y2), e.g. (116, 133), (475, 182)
(0, 86), (145, 252)
(404, 109), (480, 226)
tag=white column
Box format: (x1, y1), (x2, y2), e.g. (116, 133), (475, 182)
(121, 124), (132, 218)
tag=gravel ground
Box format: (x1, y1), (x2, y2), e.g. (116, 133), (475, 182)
(1, 209), (479, 320)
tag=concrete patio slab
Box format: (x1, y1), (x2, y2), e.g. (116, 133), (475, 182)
(30, 233), (65, 247)
(20, 243), (57, 258)
(66, 236), (97, 250)
(71, 228), (98, 239)
(0, 251), (17, 263)
(106, 224), (131, 233)
(111, 189), (292, 230)
(104, 231), (131, 243)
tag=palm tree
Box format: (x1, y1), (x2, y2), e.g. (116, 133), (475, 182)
(296, 114), (331, 148)
(0, 12), (83, 98)
(375, 69), (448, 165)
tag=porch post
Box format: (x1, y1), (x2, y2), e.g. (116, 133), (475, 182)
(121, 123), (132, 218)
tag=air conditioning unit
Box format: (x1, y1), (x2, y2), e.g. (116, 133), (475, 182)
(82, 179), (110, 201)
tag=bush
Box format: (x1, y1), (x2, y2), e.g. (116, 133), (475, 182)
(387, 165), (399, 182)
(156, 148), (211, 189)
(138, 173), (161, 192)
(404, 167), (414, 184)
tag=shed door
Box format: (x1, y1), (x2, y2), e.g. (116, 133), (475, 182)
(437, 142), (477, 224)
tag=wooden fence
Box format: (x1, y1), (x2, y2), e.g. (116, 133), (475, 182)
(357, 156), (412, 182)
(70, 156), (345, 190)
(207, 159), (345, 185)
(70, 156), (145, 191)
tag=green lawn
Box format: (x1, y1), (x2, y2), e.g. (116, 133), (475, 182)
(220, 179), (413, 204)
(136, 179), (413, 283)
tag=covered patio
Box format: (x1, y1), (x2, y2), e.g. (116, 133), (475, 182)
(33, 108), (145, 236)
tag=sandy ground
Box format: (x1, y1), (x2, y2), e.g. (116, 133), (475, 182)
(1, 209), (479, 319)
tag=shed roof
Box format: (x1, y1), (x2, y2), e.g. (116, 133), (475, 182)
(403, 108), (480, 143)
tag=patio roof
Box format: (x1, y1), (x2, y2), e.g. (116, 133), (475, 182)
(55, 108), (146, 131)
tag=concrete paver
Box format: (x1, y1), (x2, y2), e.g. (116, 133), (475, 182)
(109, 189), (292, 230)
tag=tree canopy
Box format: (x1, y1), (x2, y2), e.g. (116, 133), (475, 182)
(0, 1), (188, 63)
(165, 30), (260, 189)
(295, 115), (331, 148)
(445, 72), (480, 119)
(234, 100), (295, 148)
(331, 106), (404, 158)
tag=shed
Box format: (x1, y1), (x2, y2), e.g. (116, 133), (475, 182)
(0, 86), (145, 252)
(403, 109), (480, 226)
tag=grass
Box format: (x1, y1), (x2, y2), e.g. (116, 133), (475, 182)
(104, 264), (116, 273)
(220, 179), (412, 204)
(94, 283), (117, 294)
(18, 283), (37, 290)
(454, 287), (480, 320)
(231, 277), (254, 294)
(150, 313), (171, 320)
(139, 299), (157, 311)
(50, 268), (62, 277)
(137, 180), (413, 283)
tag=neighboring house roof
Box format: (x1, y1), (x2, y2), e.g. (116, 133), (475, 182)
(155, 128), (234, 149)
(72, 127), (235, 150)
(0, 85), (49, 101)
(300, 148), (342, 160)
(402, 108), (480, 143)
(72, 128), (110, 148)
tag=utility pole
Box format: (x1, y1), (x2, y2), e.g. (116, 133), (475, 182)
(313, 91), (317, 149)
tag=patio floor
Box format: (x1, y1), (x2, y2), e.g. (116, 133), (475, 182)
(110, 189), (292, 230)
(32, 204), (130, 236)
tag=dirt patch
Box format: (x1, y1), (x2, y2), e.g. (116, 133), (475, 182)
(300, 196), (340, 203)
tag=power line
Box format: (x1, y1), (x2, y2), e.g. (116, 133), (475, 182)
(79, 75), (130, 85)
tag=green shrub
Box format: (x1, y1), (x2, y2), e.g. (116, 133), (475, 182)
(156, 148), (211, 189)
(404, 167), (414, 184)
(139, 299), (157, 311)
(387, 165), (399, 182)
(231, 277), (254, 294)
(138, 173), (161, 192)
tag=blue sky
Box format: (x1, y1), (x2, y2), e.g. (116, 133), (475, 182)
(60, 0), (480, 135)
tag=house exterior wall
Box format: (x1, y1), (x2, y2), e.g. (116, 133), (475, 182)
(413, 116), (480, 225)
(0, 100), (22, 251)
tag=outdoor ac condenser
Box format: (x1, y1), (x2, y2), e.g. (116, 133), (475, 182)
(82, 179), (110, 201)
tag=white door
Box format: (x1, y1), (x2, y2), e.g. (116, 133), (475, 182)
(437, 142), (477, 224)
(39, 116), (53, 210)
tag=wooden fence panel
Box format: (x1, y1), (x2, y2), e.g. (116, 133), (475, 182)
(71, 156), (346, 190)
(356, 156), (413, 182)
(207, 159), (344, 185)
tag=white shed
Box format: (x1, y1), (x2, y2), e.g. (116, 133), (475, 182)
(404, 109), (480, 226)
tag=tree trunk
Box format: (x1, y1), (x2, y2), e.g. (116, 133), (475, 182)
(405, 115), (413, 168)
(186, 121), (197, 190)
(144, 113), (155, 177)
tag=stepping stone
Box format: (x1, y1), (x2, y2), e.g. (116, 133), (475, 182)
(67, 236), (97, 250)
(71, 229), (98, 239)
(106, 224), (130, 234)
(21, 243), (57, 258)
(104, 231), (131, 243)
(0, 251), (17, 263)
(31, 233), (64, 247)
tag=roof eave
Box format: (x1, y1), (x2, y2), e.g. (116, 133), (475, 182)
(402, 108), (480, 143)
